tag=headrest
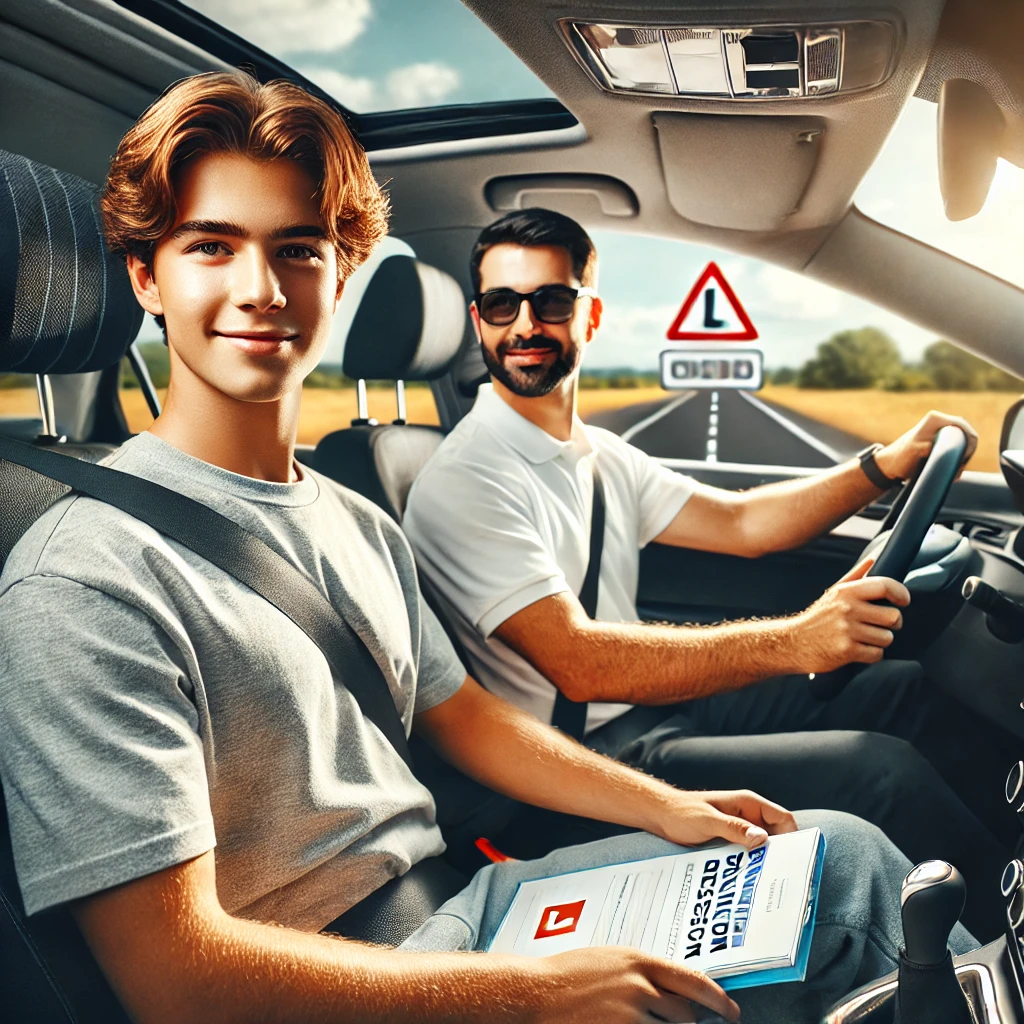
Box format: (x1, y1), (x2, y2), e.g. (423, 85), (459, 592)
(0, 150), (143, 374)
(343, 255), (466, 381)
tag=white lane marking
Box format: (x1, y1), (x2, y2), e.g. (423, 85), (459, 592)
(737, 390), (842, 463)
(621, 391), (697, 443)
(706, 394), (719, 462)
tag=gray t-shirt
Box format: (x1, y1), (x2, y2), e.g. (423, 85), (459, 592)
(0, 432), (465, 930)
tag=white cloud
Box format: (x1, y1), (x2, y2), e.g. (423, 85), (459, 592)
(587, 304), (679, 370)
(186, 0), (372, 54)
(749, 264), (844, 322)
(301, 67), (376, 110)
(385, 62), (461, 109)
(298, 60), (461, 112)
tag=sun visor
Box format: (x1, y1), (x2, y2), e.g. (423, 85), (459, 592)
(654, 113), (825, 231)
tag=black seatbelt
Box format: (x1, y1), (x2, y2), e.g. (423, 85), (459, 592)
(550, 461), (604, 741)
(0, 436), (412, 768)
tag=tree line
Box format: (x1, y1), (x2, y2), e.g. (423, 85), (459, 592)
(5, 330), (1017, 395)
(770, 327), (1022, 391)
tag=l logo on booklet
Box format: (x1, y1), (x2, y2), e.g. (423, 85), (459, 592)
(534, 900), (586, 939)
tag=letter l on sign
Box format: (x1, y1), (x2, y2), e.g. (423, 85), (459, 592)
(666, 261), (758, 341)
(534, 899), (587, 939)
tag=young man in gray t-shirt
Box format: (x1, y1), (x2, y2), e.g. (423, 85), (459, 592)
(0, 72), (973, 1024)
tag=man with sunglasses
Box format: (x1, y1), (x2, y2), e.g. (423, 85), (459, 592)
(403, 208), (1016, 940)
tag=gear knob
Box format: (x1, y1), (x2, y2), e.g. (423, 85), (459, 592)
(901, 860), (966, 967)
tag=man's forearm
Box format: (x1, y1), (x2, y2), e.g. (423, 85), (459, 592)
(739, 457), (884, 555)
(498, 605), (800, 706)
(556, 616), (798, 704)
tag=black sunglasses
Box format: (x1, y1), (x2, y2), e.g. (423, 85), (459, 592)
(475, 284), (597, 327)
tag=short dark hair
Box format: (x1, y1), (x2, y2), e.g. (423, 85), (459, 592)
(469, 208), (597, 295)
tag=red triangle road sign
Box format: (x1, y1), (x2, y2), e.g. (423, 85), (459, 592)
(666, 261), (758, 341)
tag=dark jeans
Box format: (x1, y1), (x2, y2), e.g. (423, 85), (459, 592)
(492, 661), (1018, 942)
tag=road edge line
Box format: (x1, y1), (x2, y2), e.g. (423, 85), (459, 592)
(736, 390), (842, 463)
(621, 391), (697, 443)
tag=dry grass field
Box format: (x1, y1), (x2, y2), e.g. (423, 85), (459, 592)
(3, 383), (1016, 471)
(761, 386), (1017, 473)
(0, 388), (41, 418)
(576, 386), (668, 419)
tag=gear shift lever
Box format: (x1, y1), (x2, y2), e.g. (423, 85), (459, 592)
(901, 860), (965, 965)
(893, 861), (972, 1024)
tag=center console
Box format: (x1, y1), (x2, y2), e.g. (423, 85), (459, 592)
(823, 761), (1024, 1023)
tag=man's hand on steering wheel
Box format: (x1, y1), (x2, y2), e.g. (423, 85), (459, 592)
(787, 558), (911, 675)
(875, 410), (979, 483)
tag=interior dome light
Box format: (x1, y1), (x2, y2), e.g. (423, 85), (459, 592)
(560, 21), (895, 100)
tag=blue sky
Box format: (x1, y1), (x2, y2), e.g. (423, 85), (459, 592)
(164, 1), (1024, 374)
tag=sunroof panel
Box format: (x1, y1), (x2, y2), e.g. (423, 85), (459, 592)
(181, 0), (556, 113)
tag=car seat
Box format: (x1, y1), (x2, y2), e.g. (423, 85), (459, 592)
(0, 148), (142, 1024)
(308, 253), (468, 522)
(308, 256), (526, 872)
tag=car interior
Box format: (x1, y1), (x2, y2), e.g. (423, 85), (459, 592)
(5, 0), (1024, 1020)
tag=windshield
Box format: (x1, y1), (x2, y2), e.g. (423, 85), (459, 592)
(182, 0), (555, 113)
(855, 96), (1024, 290)
(572, 229), (1020, 474)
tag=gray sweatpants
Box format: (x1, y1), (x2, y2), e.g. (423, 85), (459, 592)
(400, 810), (977, 1024)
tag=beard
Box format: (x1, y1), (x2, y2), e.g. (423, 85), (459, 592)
(480, 334), (581, 398)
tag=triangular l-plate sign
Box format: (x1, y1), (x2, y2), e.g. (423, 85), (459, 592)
(666, 261), (758, 341)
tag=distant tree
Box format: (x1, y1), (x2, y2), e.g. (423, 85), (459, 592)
(882, 367), (933, 392)
(798, 327), (902, 388)
(769, 366), (797, 385)
(922, 340), (1023, 391)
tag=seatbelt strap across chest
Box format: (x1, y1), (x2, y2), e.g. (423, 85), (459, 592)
(550, 461), (604, 741)
(0, 435), (413, 768)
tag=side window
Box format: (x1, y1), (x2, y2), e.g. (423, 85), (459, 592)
(120, 326), (169, 433)
(584, 230), (1020, 473)
(118, 237), (442, 438)
(0, 373), (42, 438)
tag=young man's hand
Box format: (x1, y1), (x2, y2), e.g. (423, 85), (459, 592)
(875, 410), (978, 482)
(533, 946), (741, 1023)
(650, 788), (798, 850)
(786, 558), (910, 674)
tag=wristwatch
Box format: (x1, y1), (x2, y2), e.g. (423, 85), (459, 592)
(857, 442), (901, 489)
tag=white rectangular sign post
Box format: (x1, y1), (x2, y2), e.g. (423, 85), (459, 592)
(660, 348), (764, 390)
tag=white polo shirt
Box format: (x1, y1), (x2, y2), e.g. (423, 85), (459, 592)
(404, 385), (696, 734)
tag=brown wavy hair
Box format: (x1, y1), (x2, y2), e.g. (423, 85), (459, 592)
(101, 71), (389, 279)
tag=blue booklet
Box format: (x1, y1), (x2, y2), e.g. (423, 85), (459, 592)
(488, 828), (825, 991)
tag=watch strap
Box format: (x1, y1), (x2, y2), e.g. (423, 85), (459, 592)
(858, 443), (900, 489)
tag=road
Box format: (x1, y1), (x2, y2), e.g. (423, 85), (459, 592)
(586, 389), (869, 468)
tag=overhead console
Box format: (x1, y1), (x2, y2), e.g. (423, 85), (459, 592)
(559, 21), (897, 100)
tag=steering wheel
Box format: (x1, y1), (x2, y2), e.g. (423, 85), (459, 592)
(809, 425), (968, 700)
